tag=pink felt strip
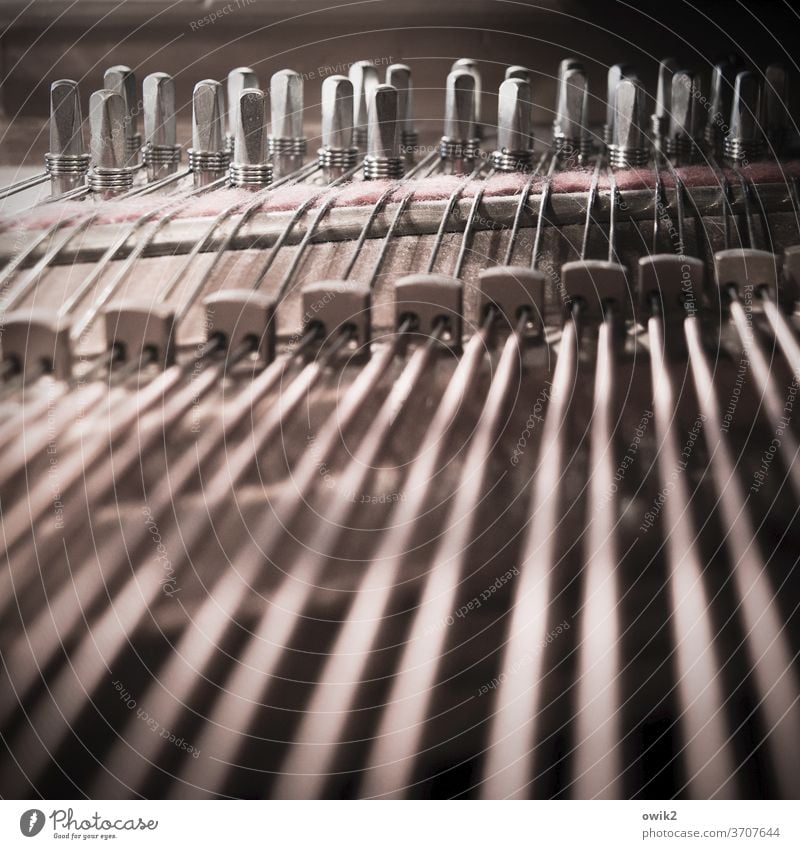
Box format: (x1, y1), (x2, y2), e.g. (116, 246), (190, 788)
(4, 161), (799, 234)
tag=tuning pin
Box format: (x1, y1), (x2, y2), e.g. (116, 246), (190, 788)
(363, 83), (403, 180)
(558, 58), (583, 79)
(491, 77), (533, 171)
(48, 80), (85, 159)
(443, 69), (476, 142)
(142, 72), (181, 182)
(604, 63), (637, 145)
(665, 70), (702, 163)
(192, 79), (226, 153)
(45, 79), (90, 196)
(226, 67), (259, 153)
(553, 65), (590, 163)
(386, 63), (417, 163)
(608, 77), (650, 168)
(452, 57), (483, 138)
(268, 69), (306, 178)
(764, 64), (789, 153)
(269, 69), (303, 140)
(651, 57), (679, 144)
(506, 65), (532, 84)
(189, 79), (230, 187)
(143, 72), (176, 149)
(318, 74), (358, 182)
(440, 69), (478, 174)
(724, 70), (764, 163)
(228, 88), (272, 188)
(349, 60), (379, 147)
(103, 65), (141, 166)
(88, 89), (136, 196)
(705, 58), (741, 152)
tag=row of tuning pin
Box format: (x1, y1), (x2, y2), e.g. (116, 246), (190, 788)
(43, 56), (572, 198)
(46, 66), (179, 196)
(46, 65), (311, 197)
(44, 61), (412, 197)
(473, 55), (791, 172)
(606, 56), (790, 167)
(450, 56), (791, 171)
(42, 56), (793, 199)
(353, 56), (792, 175)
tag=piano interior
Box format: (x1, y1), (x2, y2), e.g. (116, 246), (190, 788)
(0, 0), (799, 800)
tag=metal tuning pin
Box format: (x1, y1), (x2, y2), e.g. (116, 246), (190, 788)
(386, 63), (417, 163)
(349, 60), (379, 147)
(724, 70), (764, 163)
(103, 65), (141, 166)
(226, 67), (259, 154)
(557, 57), (582, 93)
(142, 72), (180, 182)
(553, 63), (590, 164)
(558, 57), (582, 77)
(556, 57), (582, 108)
(665, 70), (702, 163)
(363, 83), (404, 180)
(506, 65), (532, 84)
(188, 79), (230, 187)
(229, 88), (272, 188)
(764, 64), (789, 153)
(705, 57), (740, 153)
(318, 74), (358, 181)
(45, 79), (90, 196)
(491, 77), (534, 171)
(651, 57), (679, 145)
(88, 89), (136, 197)
(451, 57), (483, 138)
(268, 69), (306, 178)
(603, 63), (636, 145)
(440, 69), (479, 174)
(608, 77), (650, 168)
